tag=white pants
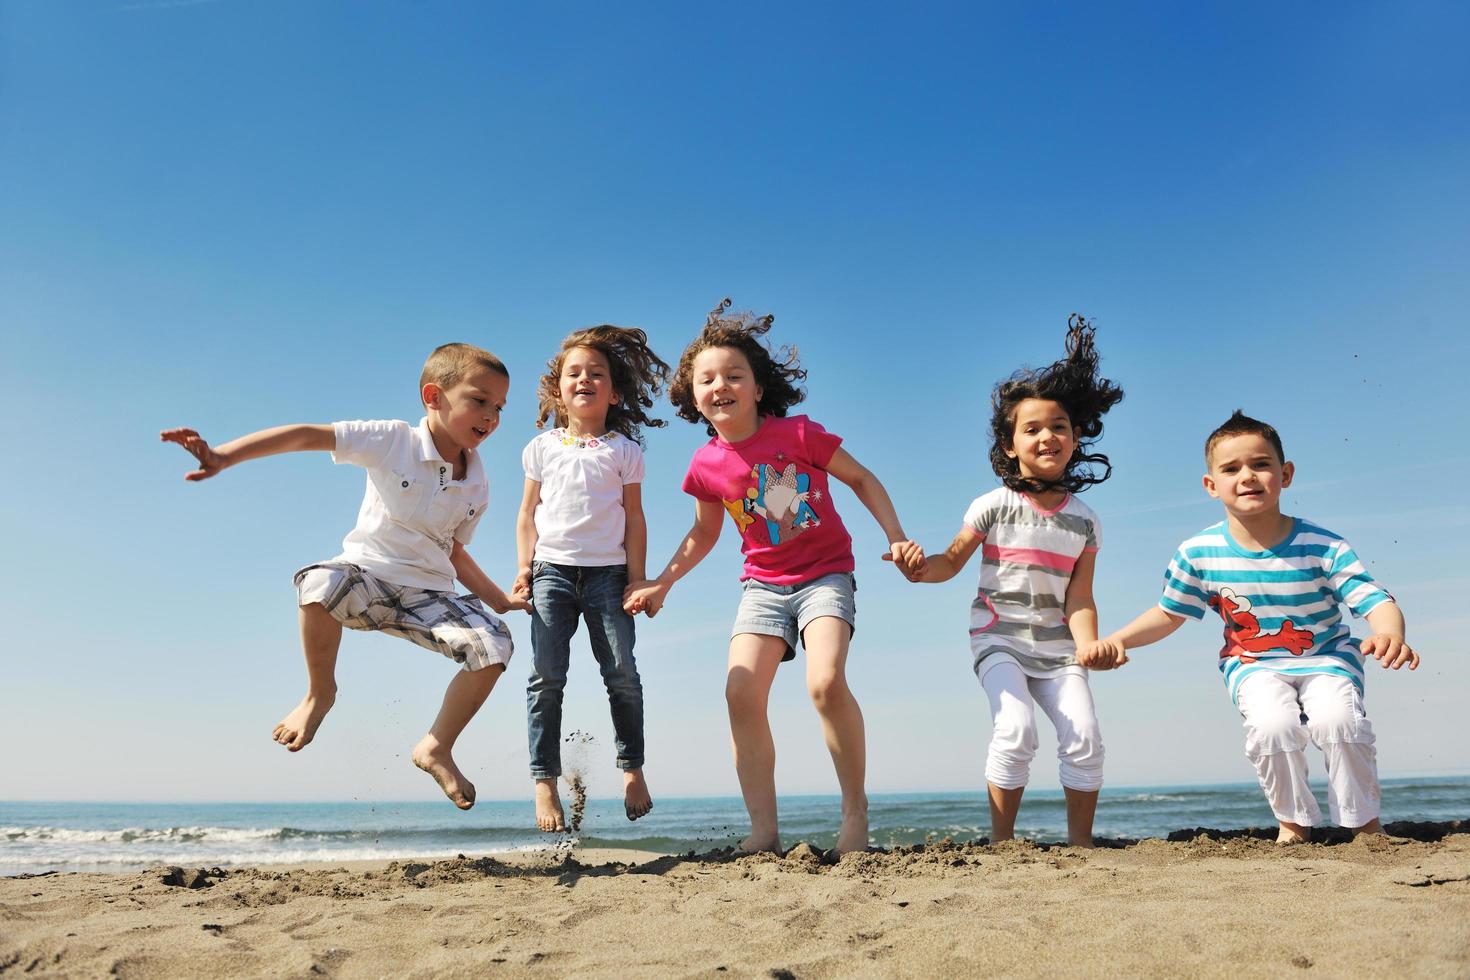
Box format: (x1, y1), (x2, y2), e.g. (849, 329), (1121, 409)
(979, 659), (1104, 792)
(1236, 670), (1379, 828)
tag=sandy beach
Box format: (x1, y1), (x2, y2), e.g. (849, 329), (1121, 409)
(3, 822), (1467, 978)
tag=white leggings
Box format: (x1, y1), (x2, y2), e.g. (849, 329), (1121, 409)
(979, 660), (1104, 792)
(1236, 670), (1379, 828)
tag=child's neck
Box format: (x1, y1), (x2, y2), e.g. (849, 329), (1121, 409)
(1226, 510), (1294, 552)
(713, 413), (762, 444)
(1022, 487), (1068, 511)
(564, 414), (609, 439)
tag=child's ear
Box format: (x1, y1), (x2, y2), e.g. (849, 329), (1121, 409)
(422, 382), (443, 410)
(1202, 472), (1221, 499)
(1281, 461), (1295, 488)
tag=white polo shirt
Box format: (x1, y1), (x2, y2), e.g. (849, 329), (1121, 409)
(331, 418), (489, 592)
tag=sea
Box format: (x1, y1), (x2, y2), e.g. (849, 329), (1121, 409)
(3, 776), (1465, 877)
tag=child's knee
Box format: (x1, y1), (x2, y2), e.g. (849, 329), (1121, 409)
(1305, 704), (1372, 746)
(1243, 710), (1308, 759)
(725, 673), (767, 715)
(805, 670), (850, 712)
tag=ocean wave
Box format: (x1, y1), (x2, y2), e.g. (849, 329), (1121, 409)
(2, 826), (287, 845)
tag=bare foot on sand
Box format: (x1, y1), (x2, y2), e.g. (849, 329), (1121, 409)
(624, 769), (653, 821)
(272, 692), (335, 751)
(1353, 818), (1385, 838)
(835, 810), (870, 856)
(1277, 820), (1310, 844)
(411, 735), (475, 810)
(534, 778), (567, 832)
(736, 832), (782, 855)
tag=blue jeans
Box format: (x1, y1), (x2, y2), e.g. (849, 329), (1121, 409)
(527, 561), (644, 779)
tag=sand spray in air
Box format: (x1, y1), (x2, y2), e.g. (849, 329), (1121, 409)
(563, 731), (594, 833)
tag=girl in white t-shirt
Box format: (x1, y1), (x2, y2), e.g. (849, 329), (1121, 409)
(514, 326), (670, 832)
(890, 316), (1127, 847)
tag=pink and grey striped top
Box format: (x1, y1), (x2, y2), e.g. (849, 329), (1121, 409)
(963, 487), (1101, 677)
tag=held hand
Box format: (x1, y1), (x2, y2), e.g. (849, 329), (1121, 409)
(623, 581), (666, 618)
(1360, 633), (1419, 670)
(882, 540), (927, 581)
(160, 428), (229, 481)
(1077, 639), (1129, 670)
(512, 569), (533, 604)
(502, 594), (533, 615)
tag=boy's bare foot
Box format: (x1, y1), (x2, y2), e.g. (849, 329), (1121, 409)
(1277, 820), (1311, 844)
(623, 769), (653, 821)
(272, 692), (336, 751)
(736, 832), (782, 855)
(411, 735), (475, 810)
(1352, 818), (1385, 837)
(534, 778), (567, 832)
(1067, 835), (1096, 849)
(835, 811), (870, 856)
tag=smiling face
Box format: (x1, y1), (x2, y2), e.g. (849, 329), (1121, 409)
(1006, 398), (1075, 482)
(557, 345), (617, 432)
(424, 366), (509, 460)
(1204, 432), (1293, 519)
(691, 345), (762, 441)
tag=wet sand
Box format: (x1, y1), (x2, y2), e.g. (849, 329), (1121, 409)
(3, 823), (1468, 977)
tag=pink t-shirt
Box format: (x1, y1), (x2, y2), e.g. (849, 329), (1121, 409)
(681, 414), (854, 585)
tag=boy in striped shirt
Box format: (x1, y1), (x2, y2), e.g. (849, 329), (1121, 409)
(1098, 411), (1420, 842)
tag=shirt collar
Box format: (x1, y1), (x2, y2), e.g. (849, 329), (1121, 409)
(412, 416), (480, 477)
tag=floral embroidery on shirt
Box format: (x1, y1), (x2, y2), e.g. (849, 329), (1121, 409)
(557, 429), (620, 450)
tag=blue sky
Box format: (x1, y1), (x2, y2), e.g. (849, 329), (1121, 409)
(2, 1), (1467, 806)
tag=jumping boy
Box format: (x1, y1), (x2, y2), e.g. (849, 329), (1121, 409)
(161, 342), (528, 810)
(1089, 410), (1420, 842)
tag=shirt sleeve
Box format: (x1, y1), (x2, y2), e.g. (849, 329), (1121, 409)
(1159, 547), (1209, 620)
(962, 495), (996, 540)
(622, 440), (646, 485)
(680, 453), (718, 502)
(453, 495), (488, 546)
(1085, 512), (1101, 551)
(798, 417), (843, 469)
(1325, 537), (1393, 617)
(522, 436), (543, 482)
(331, 420), (404, 470)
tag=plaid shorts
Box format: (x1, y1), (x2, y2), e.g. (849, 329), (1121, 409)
(293, 561), (514, 672)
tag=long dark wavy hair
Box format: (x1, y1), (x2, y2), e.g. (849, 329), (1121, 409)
(669, 298), (808, 436)
(989, 314), (1125, 495)
(535, 325), (670, 445)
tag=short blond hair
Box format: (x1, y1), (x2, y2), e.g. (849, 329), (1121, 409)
(420, 343), (508, 405)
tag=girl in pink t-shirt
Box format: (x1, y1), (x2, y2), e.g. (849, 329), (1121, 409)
(624, 299), (917, 857)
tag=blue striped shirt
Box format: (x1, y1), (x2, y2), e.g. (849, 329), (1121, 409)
(1159, 518), (1392, 702)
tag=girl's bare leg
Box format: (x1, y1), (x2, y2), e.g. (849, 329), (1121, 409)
(726, 633), (788, 853)
(802, 616), (869, 855)
(1064, 787), (1099, 847)
(413, 664), (504, 810)
(273, 603), (342, 751)
(988, 782), (1025, 841)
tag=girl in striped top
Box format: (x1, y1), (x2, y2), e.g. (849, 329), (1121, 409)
(891, 316), (1126, 847)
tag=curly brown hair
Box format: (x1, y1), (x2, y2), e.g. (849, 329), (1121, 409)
(988, 314), (1125, 495)
(668, 298), (808, 437)
(535, 326), (670, 445)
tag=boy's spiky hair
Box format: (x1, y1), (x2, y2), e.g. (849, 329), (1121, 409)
(1205, 410), (1285, 466)
(535, 325), (671, 445)
(420, 343), (508, 405)
(669, 298), (807, 437)
(989, 314), (1125, 494)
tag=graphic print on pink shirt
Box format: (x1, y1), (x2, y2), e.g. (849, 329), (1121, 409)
(682, 415), (854, 585)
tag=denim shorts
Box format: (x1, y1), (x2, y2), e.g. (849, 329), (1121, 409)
(732, 572), (857, 662)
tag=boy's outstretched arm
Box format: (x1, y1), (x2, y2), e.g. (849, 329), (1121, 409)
(1362, 601), (1419, 670)
(450, 541), (530, 615)
(623, 498), (724, 617)
(1106, 607), (1187, 650)
(160, 424), (336, 480)
(825, 447), (918, 565)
